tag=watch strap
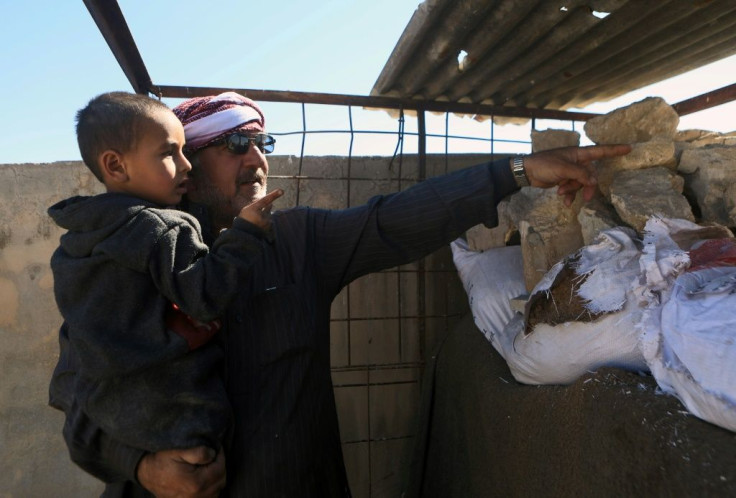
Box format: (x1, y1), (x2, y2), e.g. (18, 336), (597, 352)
(511, 156), (530, 187)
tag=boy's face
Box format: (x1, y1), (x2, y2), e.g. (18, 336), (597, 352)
(117, 108), (191, 206)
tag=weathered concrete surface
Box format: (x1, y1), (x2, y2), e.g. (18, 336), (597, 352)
(0, 162), (105, 497)
(584, 96), (679, 145)
(609, 167), (694, 233)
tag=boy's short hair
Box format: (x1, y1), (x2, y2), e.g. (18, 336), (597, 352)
(76, 91), (170, 182)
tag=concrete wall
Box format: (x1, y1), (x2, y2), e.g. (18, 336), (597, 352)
(0, 153), (492, 497)
(0, 162), (105, 496)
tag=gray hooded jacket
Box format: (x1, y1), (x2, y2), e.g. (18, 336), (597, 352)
(48, 192), (266, 452)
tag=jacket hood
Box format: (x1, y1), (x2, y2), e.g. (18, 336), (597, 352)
(48, 193), (150, 258)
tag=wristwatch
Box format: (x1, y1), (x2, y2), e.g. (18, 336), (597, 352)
(511, 156), (530, 187)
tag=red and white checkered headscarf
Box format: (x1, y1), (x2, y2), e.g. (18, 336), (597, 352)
(173, 92), (266, 153)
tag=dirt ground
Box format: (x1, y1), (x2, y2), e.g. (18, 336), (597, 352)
(408, 313), (736, 498)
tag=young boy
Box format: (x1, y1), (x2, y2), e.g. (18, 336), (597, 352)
(48, 91), (282, 454)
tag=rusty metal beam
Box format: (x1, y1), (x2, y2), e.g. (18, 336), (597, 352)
(153, 84), (600, 121)
(673, 83), (736, 116)
(83, 0), (152, 95)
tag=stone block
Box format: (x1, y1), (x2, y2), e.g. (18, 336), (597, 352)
(531, 128), (580, 152)
(678, 146), (736, 226)
(610, 167), (694, 233)
(676, 129), (736, 148)
(577, 196), (624, 245)
(507, 187), (584, 291)
(595, 140), (676, 198)
(584, 97), (679, 144)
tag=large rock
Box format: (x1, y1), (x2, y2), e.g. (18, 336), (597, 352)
(584, 97), (679, 145)
(531, 129), (580, 153)
(676, 129), (736, 148)
(678, 146), (736, 227)
(674, 130), (736, 161)
(595, 140), (677, 198)
(609, 167), (694, 232)
(577, 196), (623, 245)
(507, 188), (584, 291)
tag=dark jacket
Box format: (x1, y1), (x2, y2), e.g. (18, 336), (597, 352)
(48, 192), (266, 453)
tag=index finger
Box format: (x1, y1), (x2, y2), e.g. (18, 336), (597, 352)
(575, 144), (631, 162)
(251, 189), (284, 208)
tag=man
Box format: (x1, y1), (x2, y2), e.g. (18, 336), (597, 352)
(50, 92), (630, 497)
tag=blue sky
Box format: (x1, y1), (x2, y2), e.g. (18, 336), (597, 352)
(1, 1), (734, 164)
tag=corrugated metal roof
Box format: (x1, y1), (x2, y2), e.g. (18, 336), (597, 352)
(371, 0), (736, 113)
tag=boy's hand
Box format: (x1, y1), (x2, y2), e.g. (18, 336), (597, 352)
(137, 446), (225, 498)
(237, 189), (284, 230)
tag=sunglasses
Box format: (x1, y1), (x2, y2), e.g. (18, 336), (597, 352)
(215, 132), (276, 155)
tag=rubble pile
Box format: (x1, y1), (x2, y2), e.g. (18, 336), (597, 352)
(466, 96), (736, 291)
(456, 98), (736, 432)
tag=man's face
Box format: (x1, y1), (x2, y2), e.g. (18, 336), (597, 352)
(186, 136), (269, 229)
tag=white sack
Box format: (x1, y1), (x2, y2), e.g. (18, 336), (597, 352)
(498, 302), (645, 385)
(453, 229), (648, 385)
(638, 218), (736, 432)
(451, 239), (526, 343)
(505, 227), (647, 384)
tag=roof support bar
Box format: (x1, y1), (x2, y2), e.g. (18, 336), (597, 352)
(673, 82), (736, 116)
(83, 0), (153, 95)
(152, 84), (600, 121)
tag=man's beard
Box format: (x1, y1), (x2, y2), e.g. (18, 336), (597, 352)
(194, 171), (268, 231)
